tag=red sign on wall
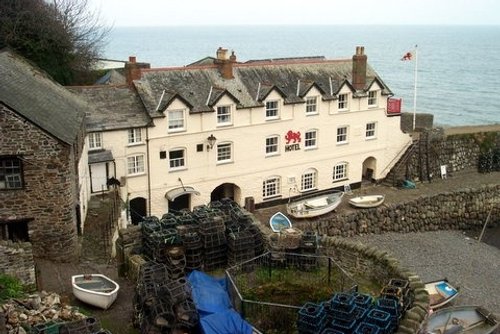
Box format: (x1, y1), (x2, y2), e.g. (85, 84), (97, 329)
(387, 98), (402, 115)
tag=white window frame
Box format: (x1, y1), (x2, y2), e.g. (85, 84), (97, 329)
(128, 128), (142, 145)
(262, 176), (281, 199)
(216, 105), (232, 126)
(88, 132), (102, 150)
(338, 93), (349, 111)
(0, 157), (23, 189)
(265, 100), (279, 120)
(368, 90), (378, 107)
(265, 136), (279, 156)
(304, 130), (317, 150)
(336, 126), (348, 144)
(216, 142), (233, 164)
(333, 162), (348, 181)
(168, 109), (185, 132)
(305, 96), (318, 115)
(301, 168), (317, 191)
(127, 154), (145, 175)
(366, 122), (377, 139)
(169, 148), (186, 170)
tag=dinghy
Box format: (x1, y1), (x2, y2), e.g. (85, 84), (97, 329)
(424, 279), (459, 310)
(348, 195), (385, 208)
(269, 212), (292, 232)
(423, 305), (498, 334)
(72, 274), (120, 309)
(287, 190), (344, 218)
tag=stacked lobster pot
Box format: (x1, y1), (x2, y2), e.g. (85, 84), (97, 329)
(141, 217), (182, 264)
(180, 231), (203, 271)
(199, 216), (227, 271)
(133, 262), (199, 334)
(227, 229), (255, 267)
(297, 302), (328, 334)
(164, 246), (187, 280)
(298, 231), (319, 271)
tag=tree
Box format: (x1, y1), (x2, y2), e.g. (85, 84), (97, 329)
(0, 0), (109, 85)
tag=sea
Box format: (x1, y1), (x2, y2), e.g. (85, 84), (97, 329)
(101, 25), (500, 127)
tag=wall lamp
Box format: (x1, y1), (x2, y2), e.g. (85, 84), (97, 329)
(207, 134), (217, 151)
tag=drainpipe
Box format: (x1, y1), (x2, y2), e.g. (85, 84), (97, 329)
(146, 127), (151, 216)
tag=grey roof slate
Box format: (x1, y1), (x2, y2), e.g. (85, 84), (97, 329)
(135, 56), (392, 116)
(0, 49), (87, 145)
(68, 85), (151, 132)
(88, 149), (114, 164)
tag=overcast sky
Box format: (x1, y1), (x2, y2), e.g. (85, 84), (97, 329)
(88, 0), (500, 27)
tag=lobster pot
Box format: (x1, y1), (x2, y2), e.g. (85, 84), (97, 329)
(297, 302), (328, 334)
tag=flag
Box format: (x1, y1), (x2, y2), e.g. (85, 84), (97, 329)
(401, 51), (413, 61)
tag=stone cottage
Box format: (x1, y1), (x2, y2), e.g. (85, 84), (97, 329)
(0, 49), (90, 261)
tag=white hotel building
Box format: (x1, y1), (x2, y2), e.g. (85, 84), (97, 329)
(71, 46), (411, 223)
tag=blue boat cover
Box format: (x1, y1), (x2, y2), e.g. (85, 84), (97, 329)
(187, 270), (253, 334)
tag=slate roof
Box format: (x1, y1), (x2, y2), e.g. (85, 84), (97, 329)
(0, 49), (87, 145)
(88, 149), (114, 164)
(68, 85), (151, 132)
(135, 56), (392, 116)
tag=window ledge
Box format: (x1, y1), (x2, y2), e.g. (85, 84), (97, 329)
(332, 178), (348, 184)
(304, 147), (318, 151)
(127, 172), (146, 178)
(263, 195), (282, 201)
(127, 142), (145, 147)
(169, 167), (187, 173)
(216, 160), (234, 166)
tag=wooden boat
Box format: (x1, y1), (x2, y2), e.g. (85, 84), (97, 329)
(72, 274), (120, 309)
(348, 195), (385, 208)
(424, 279), (459, 310)
(423, 305), (498, 334)
(269, 212), (292, 232)
(287, 190), (344, 219)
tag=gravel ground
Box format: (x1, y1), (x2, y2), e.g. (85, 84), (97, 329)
(346, 230), (500, 316)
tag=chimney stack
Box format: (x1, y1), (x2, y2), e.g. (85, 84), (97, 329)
(352, 46), (367, 91)
(125, 56), (150, 86)
(215, 47), (236, 80)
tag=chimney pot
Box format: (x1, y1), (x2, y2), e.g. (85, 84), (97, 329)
(129, 56), (137, 63)
(216, 47), (228, 60)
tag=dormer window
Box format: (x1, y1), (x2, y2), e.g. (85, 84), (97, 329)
(368, 91), (378, 107)
(265, 100), (279, 120)
(338, 94), (349, 111)
(168, 110), (185, 132)
(306, 96), (318, 115)
(216, 105), (232, 126)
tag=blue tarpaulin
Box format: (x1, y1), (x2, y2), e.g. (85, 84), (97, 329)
(187, 270), (253, 334)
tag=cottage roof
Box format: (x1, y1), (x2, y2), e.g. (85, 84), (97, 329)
(135, 55), (392, 115)
(68, 85), (151, 132)
(0, 49), (87, 145)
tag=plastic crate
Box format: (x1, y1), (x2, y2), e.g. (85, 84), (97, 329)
(31, 321), (63, 334)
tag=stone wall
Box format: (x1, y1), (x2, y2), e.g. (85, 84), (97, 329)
(406, 129), (500, 182)
(0, 106), (79, 261)
(294, 185), (499, 237)
(0, 241), (36, 286)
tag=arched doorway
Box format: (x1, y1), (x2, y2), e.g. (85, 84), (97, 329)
(168, 194), (190, 212)
(362, 157), (377, 183)
(129, 197), (147, 225)
(211, 183), (241, 204)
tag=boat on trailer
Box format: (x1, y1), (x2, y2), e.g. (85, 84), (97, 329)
(348, 195), (385, 208)
(287, 190), (344, 219)
(269, 212), (292, 232)
(422, 305), (498, 334)
(424, 279), (459, 310)
(72, 274), (120, 309)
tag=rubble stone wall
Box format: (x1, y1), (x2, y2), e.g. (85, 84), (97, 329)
(295, 185), (500, 238)
(0, 241), (36, 286)
(0, 106), (78, 261)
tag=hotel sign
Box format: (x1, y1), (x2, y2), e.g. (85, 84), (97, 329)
(285, 130), (301, 152)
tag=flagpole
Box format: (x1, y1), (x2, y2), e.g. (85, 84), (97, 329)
(412, 44), (418, 131)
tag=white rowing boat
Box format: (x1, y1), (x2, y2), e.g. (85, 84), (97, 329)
(72, 274), (120, 309)
(287, 190), (344, 219)
(348, 195), (385, 208)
